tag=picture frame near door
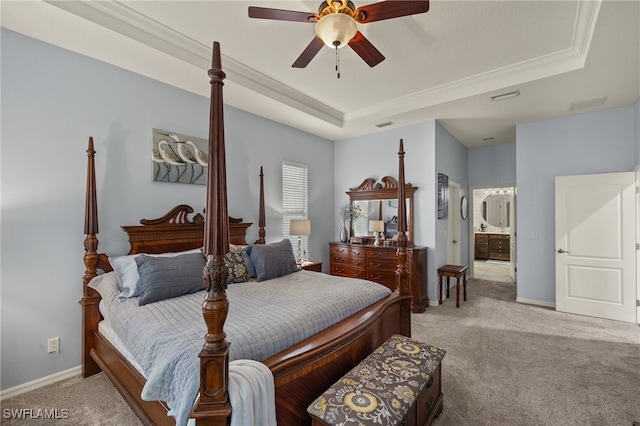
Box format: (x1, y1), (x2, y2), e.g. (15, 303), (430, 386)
(437, 173), (449, 219)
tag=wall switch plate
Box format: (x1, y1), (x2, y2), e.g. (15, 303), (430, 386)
(48, 337), (60, 354)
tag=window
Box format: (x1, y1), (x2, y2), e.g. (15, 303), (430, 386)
(282, 161), (308, 261)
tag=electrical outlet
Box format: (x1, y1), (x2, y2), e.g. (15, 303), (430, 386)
(48, 337), (60, 354)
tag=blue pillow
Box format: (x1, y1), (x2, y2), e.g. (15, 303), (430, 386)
(248, 239), (299, 282)
(135, 252), (205, 306)
(242, 246), (257, 278)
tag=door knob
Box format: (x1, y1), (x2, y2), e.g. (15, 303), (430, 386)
(557, 248), (569, 253)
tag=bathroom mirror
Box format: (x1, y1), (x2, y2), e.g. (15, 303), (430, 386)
(481, 194), (510, 228)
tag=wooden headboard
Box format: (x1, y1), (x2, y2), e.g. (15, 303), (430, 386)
(121, 204), (251, 254)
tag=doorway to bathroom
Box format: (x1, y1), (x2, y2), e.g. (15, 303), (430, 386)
(470, 186), (517, 283)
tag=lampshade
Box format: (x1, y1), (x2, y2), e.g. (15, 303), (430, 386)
(368, 220), (384, 233)
(290, 219), (311, 236)
(315, 13), (358, 48)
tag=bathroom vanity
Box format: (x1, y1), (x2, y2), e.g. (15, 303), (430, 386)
(475, 233), (510, 261)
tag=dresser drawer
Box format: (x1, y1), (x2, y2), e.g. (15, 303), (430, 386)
(331, 265), (365, 279)
(365, 248), (398, 261)
(490, 252), (510, 261)
(331, 254), (365, 269)
(330, 245), (365, 258)
(365, 270), (397, 290)
(365, 258), (397, 271)
(491, 234), (509, 241)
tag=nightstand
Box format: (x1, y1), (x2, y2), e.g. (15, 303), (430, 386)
(299, 260), (323, 272)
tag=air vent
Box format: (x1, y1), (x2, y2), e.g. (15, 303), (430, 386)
(375, 121), (394, 128)
(490, 90), (520, 102)
(569, 96), (607, 111)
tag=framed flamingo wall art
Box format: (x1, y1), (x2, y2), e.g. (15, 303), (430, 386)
(152, 128), (208, 185)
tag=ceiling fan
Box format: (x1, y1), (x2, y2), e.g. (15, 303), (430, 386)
(248, 0), (430, 70)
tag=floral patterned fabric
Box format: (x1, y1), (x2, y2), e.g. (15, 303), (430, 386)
(225, 244), (250, 283)
(307, 334), (446, 425)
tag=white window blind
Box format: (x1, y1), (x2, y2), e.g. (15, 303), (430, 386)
(282, 161), (308, 261)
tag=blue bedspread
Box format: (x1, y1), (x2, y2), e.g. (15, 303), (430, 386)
(91, 270), (391, 426)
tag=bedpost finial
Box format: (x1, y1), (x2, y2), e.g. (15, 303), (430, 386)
(87, 136), (95, 154)
(209, 42), (225, 83)
(397, 139), (406, 233)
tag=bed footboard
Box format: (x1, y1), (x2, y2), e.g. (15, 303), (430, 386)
(264, 292), (409, 425)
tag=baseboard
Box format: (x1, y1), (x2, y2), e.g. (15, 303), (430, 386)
(516, 297), (555, 309)
(0, 366), (81, 401)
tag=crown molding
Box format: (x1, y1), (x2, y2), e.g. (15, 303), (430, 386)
(344, 0), (602, 124)
(44, 0), (345, 127)
(45, 0), (601, 130)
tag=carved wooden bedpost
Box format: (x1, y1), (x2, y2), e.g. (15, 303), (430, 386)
(396, 139), (412, 337)
(191, 41), (232, 426)
(80, 137), (102, 377)
(255, 166), (266, 244)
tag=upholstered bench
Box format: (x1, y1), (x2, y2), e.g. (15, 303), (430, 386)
(307, 334), (446, 426)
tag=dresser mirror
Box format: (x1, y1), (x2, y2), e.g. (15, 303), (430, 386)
(347, 176), (417, 243)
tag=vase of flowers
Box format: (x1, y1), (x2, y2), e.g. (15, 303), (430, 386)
(337, 204), (362, 242)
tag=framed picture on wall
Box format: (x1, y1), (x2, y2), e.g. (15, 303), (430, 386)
(437, 173), (449, 219)
(152, 128), (208, 185)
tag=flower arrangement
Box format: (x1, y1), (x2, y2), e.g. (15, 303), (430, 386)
(338, 203), (362, 222)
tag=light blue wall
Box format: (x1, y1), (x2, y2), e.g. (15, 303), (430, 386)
(435, 122), (470, 277)
(334, 122), (437, 299)
(0, 29), (333, 390)
(468, 142), (516, 187)
(335, 121), (469, 305)
(516, 105), (636, 303)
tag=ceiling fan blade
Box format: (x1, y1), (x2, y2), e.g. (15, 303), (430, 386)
(248, 6), (316, 23)
(292, 36), (325, 68)
(348, 31), (385, 67)
(354, 0), (429, 23)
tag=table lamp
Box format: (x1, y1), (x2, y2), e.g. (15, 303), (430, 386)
(290, 219), (311, 263)
(369, 220), (384, 246)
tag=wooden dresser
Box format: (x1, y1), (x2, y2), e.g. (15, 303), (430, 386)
(475, 233), (510, 261)
(329, 242), (429, 312)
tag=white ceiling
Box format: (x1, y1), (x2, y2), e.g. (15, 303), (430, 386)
(2, 0), (639, 147)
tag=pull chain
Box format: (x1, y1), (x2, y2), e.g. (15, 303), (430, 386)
(334, 43), (341, 79)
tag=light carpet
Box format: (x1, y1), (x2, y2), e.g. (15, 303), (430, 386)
(2, 278), (639, 425)
(414, 279), (640, 426)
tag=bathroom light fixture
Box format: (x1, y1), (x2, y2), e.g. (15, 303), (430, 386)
(490, 90), (520, 102)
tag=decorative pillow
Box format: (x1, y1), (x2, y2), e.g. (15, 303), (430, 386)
(242, 246), (257, 279)
(135, 252), (205, 306)
(226, 244), (250, 283)
(248, 239), (299, 282)
(110, 248), (202, 300)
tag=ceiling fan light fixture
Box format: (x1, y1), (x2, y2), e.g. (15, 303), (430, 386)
(315, 13), (358, 48)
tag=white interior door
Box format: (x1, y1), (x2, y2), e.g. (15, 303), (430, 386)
(555, 172), (636, 322)
(447, 182), (461, 265)
(510, 191), (517, 282)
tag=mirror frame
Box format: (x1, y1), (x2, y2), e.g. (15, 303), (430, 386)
(346, 176), (417, 244)
(460, 195), (468, 220)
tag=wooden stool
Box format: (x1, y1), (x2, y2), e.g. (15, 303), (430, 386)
(438, 264), (468, 308)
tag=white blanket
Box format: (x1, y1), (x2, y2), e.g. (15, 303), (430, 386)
(228, 360), (277, 426)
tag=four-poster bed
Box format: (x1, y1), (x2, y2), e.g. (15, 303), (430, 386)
(81, 42), (413, 425)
